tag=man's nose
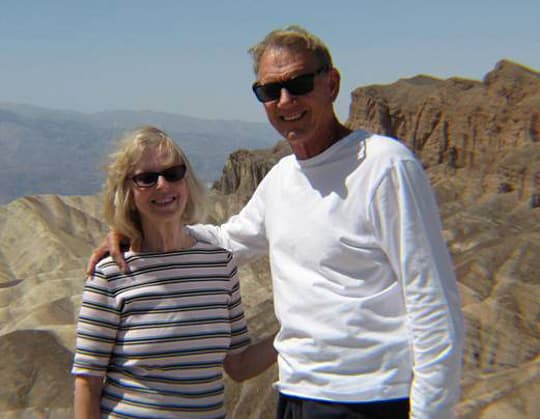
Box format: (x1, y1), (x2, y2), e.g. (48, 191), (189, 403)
(277, 87), (295, 107)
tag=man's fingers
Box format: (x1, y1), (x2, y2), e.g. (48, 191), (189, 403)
(111, 250), (129, 274)
(86, 230), (130, 276)
(86, 251), (101, 276)
(86, 240), (110, 276)
(108, 230), (130, 274)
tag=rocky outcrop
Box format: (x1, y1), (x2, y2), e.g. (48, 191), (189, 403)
(0, 330), (74, 415)
(347, 60), (540, 200)
(208, 140), (291, 223)
(0, 195), (106, 417)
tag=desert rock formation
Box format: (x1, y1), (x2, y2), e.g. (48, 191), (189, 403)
(348, 60), (539, 174)
(1, 60), (539, 418)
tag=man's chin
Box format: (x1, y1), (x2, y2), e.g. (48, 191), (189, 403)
(284, 128), (306, 142)
(287, 134), (316, 152)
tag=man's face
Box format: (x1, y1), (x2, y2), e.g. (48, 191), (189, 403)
(256, 46), (339, 159)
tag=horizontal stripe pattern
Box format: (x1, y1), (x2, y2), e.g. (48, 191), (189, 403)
(72, 243), (250, 418)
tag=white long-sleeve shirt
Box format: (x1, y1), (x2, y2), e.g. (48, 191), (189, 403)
(189, 130), (464, 419)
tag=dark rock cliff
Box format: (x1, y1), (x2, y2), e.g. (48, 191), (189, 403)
(346, 60), (540, 203)
(208, 140), (291, 223)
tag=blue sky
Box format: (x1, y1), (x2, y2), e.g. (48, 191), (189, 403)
(1, 0), (539, 122)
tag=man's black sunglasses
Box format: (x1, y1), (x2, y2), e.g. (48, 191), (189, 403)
(252, 66), (328, 103)
(131, 164), (186, 188)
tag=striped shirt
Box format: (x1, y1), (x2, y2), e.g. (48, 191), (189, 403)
(72, 242), (251, 419)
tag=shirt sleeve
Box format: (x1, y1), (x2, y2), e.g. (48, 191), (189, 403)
(370, 158), (464, 419)
(71, 270), (121, 377)
(187, 176), (270, 265)
(226, 257), (251, 353)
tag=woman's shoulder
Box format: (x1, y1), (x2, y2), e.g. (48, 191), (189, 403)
(193, 241), (234, 260)
(93, 253), (128, 277)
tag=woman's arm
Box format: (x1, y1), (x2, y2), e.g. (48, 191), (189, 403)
(223, 334), (277, 382)
(74, 375), (104, 419)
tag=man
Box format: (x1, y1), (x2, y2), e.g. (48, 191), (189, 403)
(90, 25), (464, 419)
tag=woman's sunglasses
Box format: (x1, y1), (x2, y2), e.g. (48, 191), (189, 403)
(252, 66), (328, 103)
(131, 164), (186, 188)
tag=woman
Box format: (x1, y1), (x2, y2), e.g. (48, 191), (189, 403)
(72, 126), (276, 419)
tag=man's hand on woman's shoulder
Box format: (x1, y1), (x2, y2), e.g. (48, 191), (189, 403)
(86, 231), (129, 275)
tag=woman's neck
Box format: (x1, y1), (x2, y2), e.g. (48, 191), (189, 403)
(138, 220), (195, 252)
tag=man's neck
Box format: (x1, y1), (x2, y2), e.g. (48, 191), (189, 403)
(291, 121), (352, 160)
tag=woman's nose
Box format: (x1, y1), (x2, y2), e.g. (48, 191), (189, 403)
(155, 175), (169, 189)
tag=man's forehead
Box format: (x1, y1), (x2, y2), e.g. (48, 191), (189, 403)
(257, 47), (318, 80)
(260, 45), (316, 64)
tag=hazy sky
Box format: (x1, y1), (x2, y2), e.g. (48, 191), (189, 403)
(2, 0), (539, 122)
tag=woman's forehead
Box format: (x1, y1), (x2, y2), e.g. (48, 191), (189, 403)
(133, 146), (180, 170)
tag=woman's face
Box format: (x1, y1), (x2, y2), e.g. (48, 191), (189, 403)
(130, 146), (189, 226)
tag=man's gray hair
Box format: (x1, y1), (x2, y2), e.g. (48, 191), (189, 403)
(248, 25), (334, 75)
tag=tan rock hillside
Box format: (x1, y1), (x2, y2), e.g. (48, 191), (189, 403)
(0, 195), (108, 418)
(0, 193), (278, 418)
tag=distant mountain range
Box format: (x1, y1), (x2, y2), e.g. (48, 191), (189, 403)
(0, 103), (278, 204)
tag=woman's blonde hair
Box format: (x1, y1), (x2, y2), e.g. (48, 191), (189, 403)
(102, 125), (206, 246)
(248, 25), (334, 75)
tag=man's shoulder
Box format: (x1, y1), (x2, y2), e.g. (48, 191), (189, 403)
(360, 132), (418, 166)
(273, 153), (296, 168)
(253, 153), (294, 184)
(365, 133), (412, 154)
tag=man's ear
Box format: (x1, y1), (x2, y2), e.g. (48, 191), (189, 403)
(327, 67), (341, 103)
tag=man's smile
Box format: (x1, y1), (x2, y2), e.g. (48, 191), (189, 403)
(281, 111), (306, 122)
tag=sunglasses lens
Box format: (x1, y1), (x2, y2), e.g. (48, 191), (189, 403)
(252, 73), (317, 103)
(163, 165), (186, 182)
(284, 74), (315, 95)
(131, 165), (186, 187)
(253, 83), (281, 103)
(132, 173), (158, 187)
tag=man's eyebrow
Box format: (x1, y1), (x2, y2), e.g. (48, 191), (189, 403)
(259, 68), (311, 84)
